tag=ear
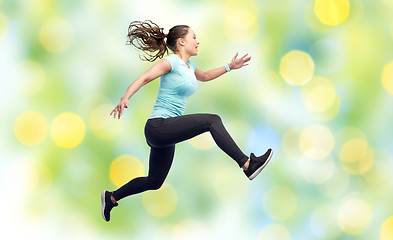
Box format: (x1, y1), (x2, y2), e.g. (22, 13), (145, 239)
(178, 38), (185, 46)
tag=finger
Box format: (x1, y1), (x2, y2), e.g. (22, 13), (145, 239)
(234, 52), (238, 59)
(243, 56), (252, 63)
(114, 107), (120, 118)
(110, 107), (118, 116)
(119, 107), (125, 119)
(119, 107), (124, 119)
(241, 53), (248, 60)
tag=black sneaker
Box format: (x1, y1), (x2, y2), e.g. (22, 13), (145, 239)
(101, 190), (118, 222)
(244, 148), (274, 180)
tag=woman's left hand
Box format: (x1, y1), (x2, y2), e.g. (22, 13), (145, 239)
(228, 52), (251, 70)
(110, 98), (129, 119)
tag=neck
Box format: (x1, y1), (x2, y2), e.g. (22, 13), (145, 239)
(174, 50), (191, 63)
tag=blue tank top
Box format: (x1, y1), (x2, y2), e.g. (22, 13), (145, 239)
(149, 54), (198, 119)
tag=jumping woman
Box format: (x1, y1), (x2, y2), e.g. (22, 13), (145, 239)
(101, 20), (274, 222)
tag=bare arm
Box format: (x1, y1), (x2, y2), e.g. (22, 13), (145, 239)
(110, 59), (171, 119)
(195, 53), (251, 82)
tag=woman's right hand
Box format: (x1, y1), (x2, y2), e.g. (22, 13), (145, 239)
(110, 98), (129, 119)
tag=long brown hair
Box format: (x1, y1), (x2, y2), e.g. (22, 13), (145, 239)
(127, 20), (189, 62)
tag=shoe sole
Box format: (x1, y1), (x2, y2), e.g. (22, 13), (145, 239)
(101, 190), (109, 222)
(249, 148), (274, 180)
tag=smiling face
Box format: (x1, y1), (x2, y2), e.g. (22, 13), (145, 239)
(178, 28), (199, 56)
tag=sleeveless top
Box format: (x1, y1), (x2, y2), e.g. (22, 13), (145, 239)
(149, 54), (198, 119)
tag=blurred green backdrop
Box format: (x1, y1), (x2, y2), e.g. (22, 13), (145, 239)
(1, 0), (393, 239)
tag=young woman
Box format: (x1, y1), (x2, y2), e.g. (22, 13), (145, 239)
(101, 20), (273, 222)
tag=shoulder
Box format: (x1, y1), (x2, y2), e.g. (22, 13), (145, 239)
(152, 58), (172, 74)
(162, 54), (179, 73)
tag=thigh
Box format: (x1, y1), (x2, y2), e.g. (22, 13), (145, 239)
(148, 145), (175, 181)
(152, 113), (217, 146)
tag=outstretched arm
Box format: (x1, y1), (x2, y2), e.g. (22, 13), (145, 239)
(110, 59), (171, 119)
(195, 52), (251, 82)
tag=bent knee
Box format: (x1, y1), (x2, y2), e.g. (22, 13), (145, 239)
(208, 114), (222, 123)
(148, 177), (164, 190)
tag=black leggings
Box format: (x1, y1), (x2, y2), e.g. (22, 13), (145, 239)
(112, 113), (249, 201)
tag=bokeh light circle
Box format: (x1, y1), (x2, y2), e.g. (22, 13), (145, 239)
(0, 12), (8, 41)
(258, 224), (292, 240)
(280, 50), (315, 86)
(224, 0), (259, 44)
(335, 126), (366, 149)
(301, 76), (341, 121)
(305, 86), (335, 111)
(340, 139), (367, 163)
(301, 76), (337, 110)
(39, 18), (73, 53)
(109, 154), (144, 188)
(309, 93), (341, 121)
(13, 60), (46, 96)
(363, 150), (393, 189)
(299, 124), (334, 160)
(314, 0), (350, 26)
(382, 61), (393, 95)
(89, 104), (124, 139)
(381, 216), (393, 240)
(14, 111), (48, 146)
(50, 112), (85, 148)
(337, 198), (373, 235)
(142, 183), (178, 218)
(263, 186), (297, 220)
(188, 132), (215, 150)
(339, 139), (374, 175)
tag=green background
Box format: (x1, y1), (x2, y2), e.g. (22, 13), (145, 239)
(1, 0), (393, 239)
